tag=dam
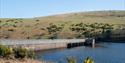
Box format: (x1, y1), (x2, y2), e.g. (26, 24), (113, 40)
(0, 39), (95, 50)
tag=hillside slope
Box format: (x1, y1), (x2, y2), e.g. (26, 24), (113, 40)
(0, 10), (125, 39)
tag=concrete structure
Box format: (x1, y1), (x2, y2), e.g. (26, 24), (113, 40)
(0, 39), (95, 50)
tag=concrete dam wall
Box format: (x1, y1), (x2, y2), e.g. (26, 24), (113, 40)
(0, 39), (94, 50)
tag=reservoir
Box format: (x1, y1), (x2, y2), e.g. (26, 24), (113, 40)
(36, 42), (125, 63)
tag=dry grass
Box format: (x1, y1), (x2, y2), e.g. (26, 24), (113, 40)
(0, 10), (125, 39)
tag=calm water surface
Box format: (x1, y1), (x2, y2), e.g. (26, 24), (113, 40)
(36, 43), (125, 63)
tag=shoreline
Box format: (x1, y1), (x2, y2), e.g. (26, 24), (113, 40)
(0, 58), (53, 63)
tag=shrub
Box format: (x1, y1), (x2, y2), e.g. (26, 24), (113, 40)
(46, 23), (64, 39)
(14, 21), (18, 23)
(27, 50), (35, 59)
(35, 19), (39, 22)
(14, 47), (28, 58)
(0, 45), (35, 59)
(13, 25), (17, 27)
(0, 45), (13, 58)
(67, 57), (76, 63)
(8, 28), (14, 32)
(83, 57), (94, 63)
(66, 57), (94, 63)
(14, 47), (35, 59)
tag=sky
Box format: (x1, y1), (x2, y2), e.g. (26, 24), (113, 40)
(0, 0), (125, 18)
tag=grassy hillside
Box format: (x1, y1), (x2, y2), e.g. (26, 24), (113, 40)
(0, 10), (125, 39)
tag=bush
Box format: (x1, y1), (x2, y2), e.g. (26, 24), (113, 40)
(14, 47), (35, 59)
(27, 50), (35, 59)
(14, 47), (28, 58)
(0, 45), (35, 59)
(67, 57), (76, 63)
(0, 45), (13, 58)
(83, 57), (94, 63)
(66, 57), (94, 63)
(8, 28), (14, 32)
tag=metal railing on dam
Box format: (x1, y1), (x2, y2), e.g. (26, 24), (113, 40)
(0, 39), (86, 45)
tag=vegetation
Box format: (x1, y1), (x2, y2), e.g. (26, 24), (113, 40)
(0, 45), (13, 58)
(69, 22), (114, 39)
(0, 45), (35, 59)
(14, 48), (28, 58)
(46, 23), (64, 39)
(67, 57), (76, 63)
(83, 57), (94, 63)
(14, 47), (35, 59)
(0, 10), (125, 39)
(67, 57), (94, 63)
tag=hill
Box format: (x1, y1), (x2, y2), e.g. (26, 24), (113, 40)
(0, 10), (125, 39)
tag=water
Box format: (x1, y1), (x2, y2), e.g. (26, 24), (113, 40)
(36, 43), (125, 63)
